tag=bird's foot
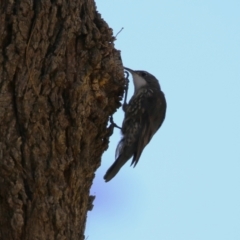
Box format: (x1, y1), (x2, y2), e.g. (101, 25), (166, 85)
(107, 116), (121, 136)
(109, 116), (122, 130)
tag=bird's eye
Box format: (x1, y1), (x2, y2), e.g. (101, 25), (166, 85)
(140, 71), (148, 77)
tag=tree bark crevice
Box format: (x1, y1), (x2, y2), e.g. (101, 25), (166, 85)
(0, 0), (124, 239)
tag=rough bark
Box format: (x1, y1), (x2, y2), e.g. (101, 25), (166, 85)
(0, 0), (124, 239)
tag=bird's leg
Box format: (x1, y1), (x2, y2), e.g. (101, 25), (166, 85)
(109, 116), (121, 129)
(108, 116), (122, 136)
(122, 71), (129, 112)
(107, 71), (129, 134)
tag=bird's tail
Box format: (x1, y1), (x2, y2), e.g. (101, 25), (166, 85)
(104, 137), (134, 182)
(103, 156), (127, 182)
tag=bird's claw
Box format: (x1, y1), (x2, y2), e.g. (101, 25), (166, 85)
(109, 116), (122, 130)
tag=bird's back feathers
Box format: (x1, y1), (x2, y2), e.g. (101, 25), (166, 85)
(128, 87), (166, 166)
(104, 84), (166, 182)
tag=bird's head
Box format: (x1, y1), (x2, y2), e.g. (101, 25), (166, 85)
(124, 67), (161, 92)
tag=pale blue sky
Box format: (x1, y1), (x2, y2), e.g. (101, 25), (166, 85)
(86, 1), (240, 239)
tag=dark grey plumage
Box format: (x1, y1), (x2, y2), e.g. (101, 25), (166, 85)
(104, 67), (167, 182)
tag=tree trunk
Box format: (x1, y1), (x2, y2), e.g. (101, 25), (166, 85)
(0, 0), (124, 239)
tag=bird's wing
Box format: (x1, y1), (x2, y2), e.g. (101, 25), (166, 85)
(130, 89), (166, 166)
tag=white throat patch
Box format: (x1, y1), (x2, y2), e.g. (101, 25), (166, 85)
(132, 73), (147, 92)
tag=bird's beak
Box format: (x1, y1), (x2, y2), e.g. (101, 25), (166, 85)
(124, 67), (138, 81)
(124, 67), (135, 74)
(124, 67), (147, 91)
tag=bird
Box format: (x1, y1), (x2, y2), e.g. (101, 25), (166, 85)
(104, 67), (167, 182)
